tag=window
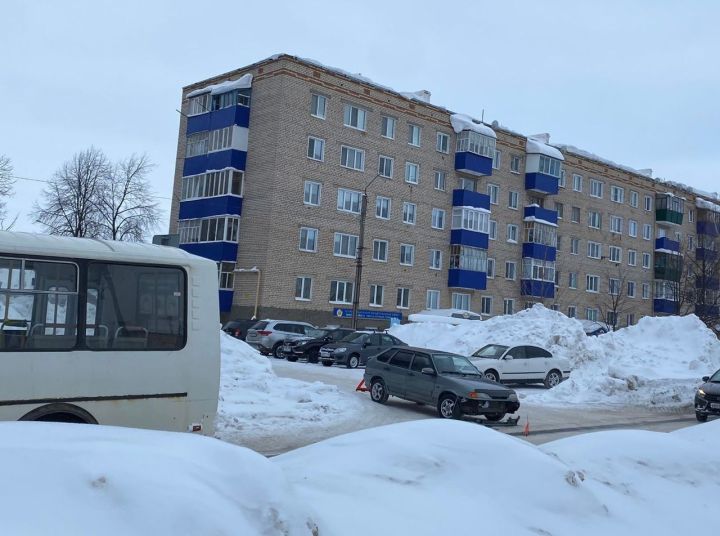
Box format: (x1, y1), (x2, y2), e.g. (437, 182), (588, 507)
(378, 155), (394, 178)
(523, 222), (557, 247)
(436, 132), (450, 153)
(340, 145), (365, 170)
(590, 179), (604, 198)
(372, 239), (388, 262)
(310, 94), (327, 119)
(430, 249), (442, 270)
(572, 174), (583, 192)
(211, 90), (249, 110)
(626, 313), (635, 326)
(689, 209), (695, 223)
(330, 280), (353, 304)
(588, 211), (602, 229)
(408, 124), (422, 146)
(186, 132), (209, 158)
(630, 190), (639, 208)
(456, 130), (496, 158)
(434, 171), (446, 191)
(586, 308), (599, 322)
(181, 169), (244, 200)
(431, 208), (445, 229)
(487, 258), (496, 278)
(628, 220), (638, 237)
(489, 220), (497, 240)
(568, 272), (578, 289)
(567, 305), (577, 318)
(628, 249), (637, 266)
(642, 282), (650, 299)
(303, 181), (321, 206)
(655, 280), (678, 302)
(586, 275), (599, 293)
(538, 155), (562, 178)
(381, 116), (396, 139)
(610, 215), (623, 234)
(208, 126), (233, 152)
(369, 284), (384, 307)
(487, 183), (499, 205)
(188, 93), (210, 116)
(218, 262), (235, 290)
(571, 206), (581, 223)
(402, 202), (417, 225)
(609, 278), (621, 296)
(451, 292), (470, 311)
(492, 150), (501, 170)
(688, 235), (695, 249)
(178, 216), (239, 244)
(508, 191), (519, 210)
(307, 136), (325, 161)
(505, 261), (516, 280)
(451, 207), (489, 233)
(450, 245), (487, 272)
(610, 185), (625, 203)
(644, 195), (653, 211)
(504, 299), (515, 315)
(642, 252), (651, 269)
(343, 104), (367, 130)
(627, 281), (636, 298)
(521, 258), (556, 282)
(609, 246), (622, 263)
(642, 224), (652, 240)
(396, 287), (410, 309)
(405, 162), (419, 184)
(426, 290), (440, 309)
(506, 224), (519, 243)
(295, 277), (312, 300)
(459, 178), (477, 191)
(558, 169), (566, 188)
(587, 241), (602, 259)
(554, 201), (564, 219)
(400, 244), (415, 266)
(510, 155), (522, 173)
(481, 296), (493, 315)
(375, 196), (391, 219)
(337, 188), (362, 214)
(298, 227), (318, 252)
(333, 233), (359, 258)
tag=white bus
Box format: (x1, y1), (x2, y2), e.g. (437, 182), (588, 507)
(0, 231), (220, 435)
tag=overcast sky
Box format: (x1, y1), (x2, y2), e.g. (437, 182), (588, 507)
(2, 0), (718, 234)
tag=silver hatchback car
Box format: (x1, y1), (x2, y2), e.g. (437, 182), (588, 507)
(245, 320), (315, 357)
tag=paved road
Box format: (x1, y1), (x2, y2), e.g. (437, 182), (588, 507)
(263, 359), (698, 454)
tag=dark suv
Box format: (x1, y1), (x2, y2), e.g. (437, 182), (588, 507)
(222, 319), (259, 341)
(282, 327), (356, 363)
(695, 369), (720, 422)
(320, 331), (406, 368)
(364, 346), (520, 420)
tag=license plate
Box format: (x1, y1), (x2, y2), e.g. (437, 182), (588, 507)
(711, 403), (720, 409)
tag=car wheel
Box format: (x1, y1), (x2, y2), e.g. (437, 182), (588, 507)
(308, 350), (319, 364)
(696, 412), (708, 423)
(347, 354), (360, 369)
(484, 413), (505, 422)
(484, 370), (499, 383)
(437, 395), (462, 419)
(272, 344), (284, 359)
(544, 370), (562, 389)
(321, 360), (333, 367)
(370, 379), (389, 404)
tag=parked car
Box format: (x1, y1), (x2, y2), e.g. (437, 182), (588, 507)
(222, 319), (259, 341)
(408, 308), (483, 325)
(319, 331), (407, 368)
(579, 320), (609, 336)
(245, 320), (316, 357)
(694, 369), (720, 422)
(282, 327), (356, 363)
(469, 344), (571, 388)
(364, 346), (520, 420)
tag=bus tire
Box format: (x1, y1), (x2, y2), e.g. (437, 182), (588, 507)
(19, 403), (98, 425)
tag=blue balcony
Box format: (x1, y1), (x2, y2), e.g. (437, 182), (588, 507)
(452, 189), (490, 210)
(187, 106), (250, 135)
(525, 173), (559, 195)
(219, 290), (234, 312)
(179, 195), (243, 220)
(653, 298), (678, 314)
(522, 243), (556, 262)
(520, 279), (555, 299)
(523, 205), (558, 225)
(654, 237), (680, 253)
(183, 149), (247, 177)
(448, 269), (487, 290)
(180, 241), (238, 263)
(697, 221), (719, 236)
(450, 229), (488, 249)
(695, 304), (720, 317)
(455, 152), (493, 177)
(696, 247), (719, 262)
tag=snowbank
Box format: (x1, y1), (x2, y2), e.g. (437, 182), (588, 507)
(216, 333), (363, 446)
(0, 421), (317, 535)
(390, 305), (720, 407)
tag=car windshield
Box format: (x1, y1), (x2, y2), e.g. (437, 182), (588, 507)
(472, 344), (509, 359)
(340, 332), (367, 344)
(710, 370), (720, 382)
(432, 353), (482, 376)
(307, 328), (330, 338)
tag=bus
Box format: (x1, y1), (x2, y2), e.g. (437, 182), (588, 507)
(0, 231), (220, 435)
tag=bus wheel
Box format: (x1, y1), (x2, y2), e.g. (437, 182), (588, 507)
(19, 403), (98, 425)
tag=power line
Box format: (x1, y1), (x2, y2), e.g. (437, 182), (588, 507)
(9, 174), (173, 201)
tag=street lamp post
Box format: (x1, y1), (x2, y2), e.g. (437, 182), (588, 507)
(351, 173), (383, 329)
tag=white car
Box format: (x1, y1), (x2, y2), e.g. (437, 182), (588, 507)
(469, 344), (571, 388)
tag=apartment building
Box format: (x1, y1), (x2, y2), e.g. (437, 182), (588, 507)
(169, 54), (720, 328)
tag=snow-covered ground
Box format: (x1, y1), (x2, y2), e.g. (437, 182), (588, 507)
(4, 418), (719, 535)
(390, 305), (720, 408)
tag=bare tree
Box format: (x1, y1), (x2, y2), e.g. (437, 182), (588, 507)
(597, 262), (633, 331)
(33, 147), (109, 237)
(0, 154), (16, 229)
(95, 154), (160, 241)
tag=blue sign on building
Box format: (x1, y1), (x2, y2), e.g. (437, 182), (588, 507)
(332, 308), (402, 321)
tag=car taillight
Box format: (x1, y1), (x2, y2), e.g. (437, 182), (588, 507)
(257, 330), (272, 336)
(233, 329), (241, 337)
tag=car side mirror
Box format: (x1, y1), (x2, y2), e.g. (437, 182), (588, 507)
(702, 376), (710, 382)
(505, 354), (514, 360)
(421, 367), (436, 376)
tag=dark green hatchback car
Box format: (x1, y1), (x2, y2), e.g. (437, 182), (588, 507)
(364, 346), (520, 420)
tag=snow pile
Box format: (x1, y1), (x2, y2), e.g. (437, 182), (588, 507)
(449, 113), (497, 137)
(697, 197), (720, 213)
(215, 333), (363, 446)
(187, 73), (252, 97)
(527, 135), (564, 160)
(0, 422), (317, 535)
(278, 419), (720, 536)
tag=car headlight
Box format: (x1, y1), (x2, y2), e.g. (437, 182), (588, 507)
(467, 391), (491, 400)
(508, 393), (519, 402)
(697, 389), (706, 397)
(334, 347), (347, 353)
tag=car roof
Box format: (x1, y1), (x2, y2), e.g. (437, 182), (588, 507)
(382, 345), (464, 355)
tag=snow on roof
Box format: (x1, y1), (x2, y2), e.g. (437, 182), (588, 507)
(556, 144), (649, 176)
(399, 90), (432, 103)
(697, 197), (720, 213)
(523, 215), (558, 227)
(527, 136), (564, 160)
(187, 73), (253, 97)
(449, 114), (497, 138)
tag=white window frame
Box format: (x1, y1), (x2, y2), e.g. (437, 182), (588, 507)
(505, 261), (516, 281)
(586, 274), (600, 293)
(396, 287), (410, 309)
(307, 136), (325, 161)
(375, 196), (391, 220)
(399, 243), (415, 266)
(431, 208), (446, 230)
(644, 195), (653, 211)
(587, 241), (602, 259)
(343, 104), (367, 131)
(434, 170), (446, 191)
(340, 145), (365, 171)
(303, 180), (321, 206)
(629, 219), (638, 238)
(510, 155), (521, 174)
(402, 202), (417, 225)
(590, 179), (604, 198)
(503, 298), (515, 315)
(489, 220), (497, 240)
(610, 185), (625, 204)
(492, 150), (501, 170)
(642, 253), (651, 269)
(430, 249), (442, 270)
(369, 284), (384, 307)
(333, 232), (359, 258)
(508, 191), (519, 210)
(573, 174), (583, 192)
(298, 227), (318, 252)
(481, 296), (493, 316)
(337, 188), (362, 214)
(628, 249), (637, 266)
(487, 183), (499, 205)
(630, 190), (639, 208)
(378, 155), (394, 178)
(642, 224), (652, 240)
(451, 292), (470, 311)
(436, 132), (450, 153)
(487, 258), (496, 279)
(570, 237), (579, 255)
(310, 94), (327, 119)
(295, 276), (312, 301)
(372, 239), (389, 262)
(609, 245), (622, 263)
(588, 211), (601, 229)
(610, 215), (623, 234)
(330, 280), (354, 304)
(407, 124), (422, 147)
(405, 161), (420, 184)
(568, 272), (578, 289)
(381, 116), (396, 139)
(507, 224), (518, 243)
(426, 289), (440, 309)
